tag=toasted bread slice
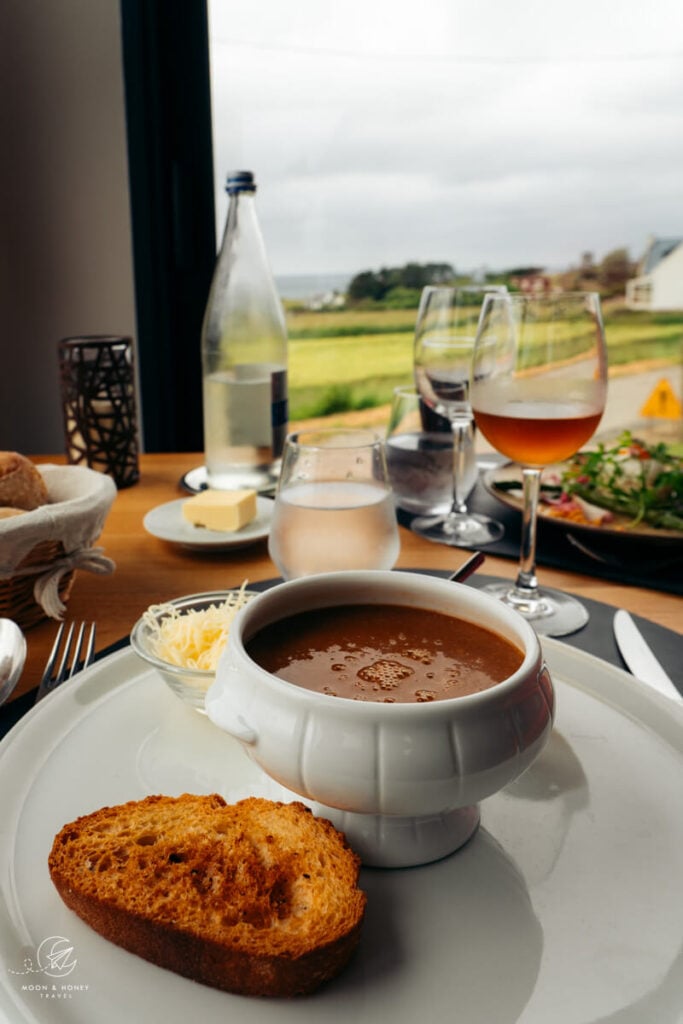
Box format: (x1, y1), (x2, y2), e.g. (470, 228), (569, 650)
(48, 794), (366, 997)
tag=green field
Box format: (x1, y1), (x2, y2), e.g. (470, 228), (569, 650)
(285, 302), (683, 421)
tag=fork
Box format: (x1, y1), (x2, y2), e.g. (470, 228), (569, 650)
(35, 622), (96, 703)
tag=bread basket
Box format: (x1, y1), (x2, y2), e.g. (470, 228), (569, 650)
(0, 464), (116, 629)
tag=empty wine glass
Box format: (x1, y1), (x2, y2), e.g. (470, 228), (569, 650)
(471, 291), (608, 636)
(412, 286), (506, 547)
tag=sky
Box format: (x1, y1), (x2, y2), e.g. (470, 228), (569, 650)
(207, 0), (683, 278)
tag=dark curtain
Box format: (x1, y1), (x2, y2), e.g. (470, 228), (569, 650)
(120, 0), (216, 452)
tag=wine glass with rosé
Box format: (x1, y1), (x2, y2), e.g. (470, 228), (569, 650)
(470, 291), (608, 636)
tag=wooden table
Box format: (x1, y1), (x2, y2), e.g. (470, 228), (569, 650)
(11, 452), (683, 703)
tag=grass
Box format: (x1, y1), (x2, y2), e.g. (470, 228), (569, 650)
(289, 332), (412, 386)
(285, 303), (682, 421)
(288, 329), (414, 419)
(286, 307), (418, 335)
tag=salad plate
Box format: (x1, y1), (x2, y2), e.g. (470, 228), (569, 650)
(0, 640), (682, 1023)
(143, 497), (273, 550)
(484, 431), (683, 557)
(484, 462), (682, 544)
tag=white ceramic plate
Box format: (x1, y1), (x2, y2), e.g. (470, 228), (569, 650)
(143, 497), (273, 550)
(1, 643), (682, 1024)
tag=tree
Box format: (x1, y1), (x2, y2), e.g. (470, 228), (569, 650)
(507, 266), (543, 277)
(597, 248), (634, 292)
(347, 262), (456, 303)
(347, 270), (386, 303)
(399, 262), (430, 290)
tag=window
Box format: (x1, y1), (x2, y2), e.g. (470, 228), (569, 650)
(122, 1), (683, 444)
(207, 0), (683, 288)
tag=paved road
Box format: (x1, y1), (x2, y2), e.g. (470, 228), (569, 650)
(473, 363), (683, 456)
(600, 365), (681, 440)
(294, 362), (683, 448)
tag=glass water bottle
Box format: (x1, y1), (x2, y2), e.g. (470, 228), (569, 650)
(201, 171), (288, 491)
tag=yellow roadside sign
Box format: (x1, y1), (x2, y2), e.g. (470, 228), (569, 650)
(639, 378), (682, 420)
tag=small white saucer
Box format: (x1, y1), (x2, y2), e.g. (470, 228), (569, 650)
(143, 496), (273, 550)
(181, 465), (277, 497)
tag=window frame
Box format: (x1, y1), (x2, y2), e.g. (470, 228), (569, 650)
(120, 0), (216, 452)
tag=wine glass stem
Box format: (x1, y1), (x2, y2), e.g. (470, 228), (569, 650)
(515, 467), (541, 594)
(449, 416), (472, 515)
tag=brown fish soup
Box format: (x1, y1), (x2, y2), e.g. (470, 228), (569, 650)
(246, 603), (524, 703)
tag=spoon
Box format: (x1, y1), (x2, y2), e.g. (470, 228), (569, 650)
(448, 550), (485, 584)
(0, 618), (27, 706)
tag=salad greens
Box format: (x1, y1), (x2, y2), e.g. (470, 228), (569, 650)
(561, 431), (683, 532)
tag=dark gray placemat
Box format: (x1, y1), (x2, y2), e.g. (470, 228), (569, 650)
(2, 572), (680, 741)
(398, 480), (683, 596)
(459, 571), (681, 691)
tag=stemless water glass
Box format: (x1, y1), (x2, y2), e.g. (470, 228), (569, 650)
(471, 291), (608, 636)
(386, 385), (474, 516)
(412, 286), (505, 547)
(268, 428), (400, 579)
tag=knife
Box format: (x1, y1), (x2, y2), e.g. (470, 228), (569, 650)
(613, 610), (682, 703)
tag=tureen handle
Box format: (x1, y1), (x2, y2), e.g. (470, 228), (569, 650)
(218, 713), (258, 745)
(205, 667), (258, 744)
(206, 704), (258, 744)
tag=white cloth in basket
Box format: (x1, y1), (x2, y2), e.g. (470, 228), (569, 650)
(0, 464), (117, 619)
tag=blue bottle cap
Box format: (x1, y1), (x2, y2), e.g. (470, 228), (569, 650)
(225, 171), (256, 194)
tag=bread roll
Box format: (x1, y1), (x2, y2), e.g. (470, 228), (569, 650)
(0, 452), (49, 510)
(0, 507), (25, 520)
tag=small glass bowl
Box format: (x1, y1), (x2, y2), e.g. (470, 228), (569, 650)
(130, 589), (258, 712)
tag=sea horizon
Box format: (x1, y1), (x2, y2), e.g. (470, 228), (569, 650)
(275, 271), (351, 301)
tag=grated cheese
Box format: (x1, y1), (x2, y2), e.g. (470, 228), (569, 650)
(142, 582), (252, 672)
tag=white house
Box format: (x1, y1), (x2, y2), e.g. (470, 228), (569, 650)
(626, 237), (683, 310)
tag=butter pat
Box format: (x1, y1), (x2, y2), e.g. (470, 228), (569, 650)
(182, 489), (257, 532)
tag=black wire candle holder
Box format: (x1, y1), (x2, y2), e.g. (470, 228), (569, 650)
(59, 336), (140, 489)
